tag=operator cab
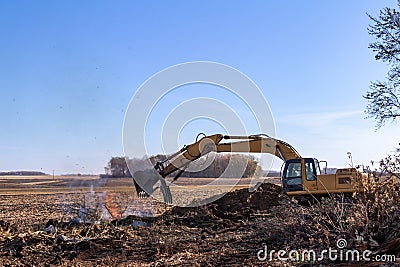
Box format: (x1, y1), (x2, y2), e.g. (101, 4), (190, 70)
(282, 158), (321, 192)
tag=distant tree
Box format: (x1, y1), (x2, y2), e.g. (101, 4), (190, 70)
(365, 3), (400, 127)
(106, 157), (131, 177)
(125, 156), (154, 173)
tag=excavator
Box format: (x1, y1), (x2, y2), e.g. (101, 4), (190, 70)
(131, 134), (358, 204)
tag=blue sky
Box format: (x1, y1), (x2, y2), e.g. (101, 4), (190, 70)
(1, 1), (399, 174)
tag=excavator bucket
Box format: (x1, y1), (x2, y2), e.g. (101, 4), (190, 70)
(132, 169), (172, 204)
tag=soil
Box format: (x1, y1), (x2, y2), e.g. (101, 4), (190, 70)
(0, 180), (399, 266)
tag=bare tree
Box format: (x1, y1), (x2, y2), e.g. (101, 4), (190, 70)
(106, 157), (131, 177)
(365, 3), (400, 127)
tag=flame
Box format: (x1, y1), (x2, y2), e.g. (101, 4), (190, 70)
(105, 192), (122, 220)
(105, 191), (158, 220)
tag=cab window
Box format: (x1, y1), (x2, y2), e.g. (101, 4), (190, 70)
(314, 159), (321, 175)
(285, 162), (302, 178)
(283, 161), (302, 191)
(305, 160), (317, 181)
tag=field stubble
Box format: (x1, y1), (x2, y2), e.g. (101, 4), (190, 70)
(0, 176), (399, 266)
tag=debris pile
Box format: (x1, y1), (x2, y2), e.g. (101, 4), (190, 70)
(162, 183), (282, 228)
(0, 184), (399, 266)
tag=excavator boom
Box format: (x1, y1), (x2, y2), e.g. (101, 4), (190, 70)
(132, 133), (300, 203)
(218, 135), (300, 162)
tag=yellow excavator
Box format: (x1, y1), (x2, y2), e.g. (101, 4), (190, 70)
(132, 134), (358, 204)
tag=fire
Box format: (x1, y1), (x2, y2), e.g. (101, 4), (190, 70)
(104, 191), (158, 220)
(105, 192), (122, 220)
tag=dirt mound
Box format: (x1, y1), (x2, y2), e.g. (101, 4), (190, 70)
(212, 182), (282, 214)
(164, 183), (282, 224)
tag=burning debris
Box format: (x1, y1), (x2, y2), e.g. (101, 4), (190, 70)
(104, 192), (158, 220)
(0, 182), (399, 266)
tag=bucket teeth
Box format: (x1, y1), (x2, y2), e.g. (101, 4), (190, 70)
(138, 191), (147, 198)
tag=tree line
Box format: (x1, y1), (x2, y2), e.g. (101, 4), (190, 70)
(104, 154), (262, 178)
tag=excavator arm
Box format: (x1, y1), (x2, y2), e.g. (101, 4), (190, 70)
(132, 134), (300, 203)
(217, 135), (300, 161)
